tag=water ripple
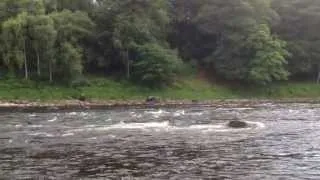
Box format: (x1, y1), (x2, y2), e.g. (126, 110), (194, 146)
(0, 103), (319, 179)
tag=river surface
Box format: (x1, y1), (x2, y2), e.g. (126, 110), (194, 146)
(1, 103), (320, 179)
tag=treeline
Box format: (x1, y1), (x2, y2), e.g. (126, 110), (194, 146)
(0, 0), (319, 87)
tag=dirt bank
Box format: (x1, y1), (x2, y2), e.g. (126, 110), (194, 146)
(0, 98), (319, 113)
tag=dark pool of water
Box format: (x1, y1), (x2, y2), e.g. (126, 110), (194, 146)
(1, 103), (320, 179)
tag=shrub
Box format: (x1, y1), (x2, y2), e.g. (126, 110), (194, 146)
(133, 43), (182, 88)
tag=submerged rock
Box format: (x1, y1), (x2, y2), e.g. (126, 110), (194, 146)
(227, 120), (248, 128)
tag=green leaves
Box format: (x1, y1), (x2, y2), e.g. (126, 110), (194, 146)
(91, 0), (171, 79)
(56, 42), (83, 80)
(133, 43), (182, 88)
(50, 10), (94, 43)
(248, 27), (290, 84)
(1, 12), (28, 71)
(0, 1), (94, 83)
(272, 0), (320, 80)
(0, 0), (319, 88)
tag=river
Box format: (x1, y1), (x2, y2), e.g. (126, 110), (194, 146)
(1, 103), (320, 179)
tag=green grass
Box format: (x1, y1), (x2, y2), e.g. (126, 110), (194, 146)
(80, 76), (238, 100)
(0, 79), (79, 101)
(249, 82), (320, 99)
(0, 77), (319, 101)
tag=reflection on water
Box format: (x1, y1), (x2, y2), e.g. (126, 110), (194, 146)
(1, 103), (320, 179)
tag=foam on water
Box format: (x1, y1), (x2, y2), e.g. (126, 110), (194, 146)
(65, 120), (266, 133)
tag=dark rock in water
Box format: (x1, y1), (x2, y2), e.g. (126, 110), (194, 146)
(146, 96), (160, 104)
(227, 120), (248, 128)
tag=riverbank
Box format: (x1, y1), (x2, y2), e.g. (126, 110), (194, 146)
(1, 77), (320, 100)
(1, 98), (320, 113)
(0, 77), (320, 112)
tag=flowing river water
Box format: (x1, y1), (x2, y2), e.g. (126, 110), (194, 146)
(1, 103), (320, 179)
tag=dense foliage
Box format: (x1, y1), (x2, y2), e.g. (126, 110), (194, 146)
(0, 0), (319, 87)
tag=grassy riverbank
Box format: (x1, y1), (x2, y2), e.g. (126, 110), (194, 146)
(0, 77), (319, 101)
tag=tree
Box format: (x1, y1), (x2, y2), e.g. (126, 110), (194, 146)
(44, 0), (95, 13)
(169, 0), (214, 62)
(92, 0), (170, 78)
(49, 10), (94, 82)
(28, 14), (57, 78)
(193, 0), (282, 83)
(1, 12), (29, 79)
(272, 0), (320, 82)
(247, 24), (289, 84)
(56, 42), (83, 81)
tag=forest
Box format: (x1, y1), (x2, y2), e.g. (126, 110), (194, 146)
(0, 0), (319, 90)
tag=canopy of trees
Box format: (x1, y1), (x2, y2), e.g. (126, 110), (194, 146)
(0, 0), (319, 87)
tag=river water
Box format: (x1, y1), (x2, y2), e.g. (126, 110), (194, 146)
(1, 103), (320, 179)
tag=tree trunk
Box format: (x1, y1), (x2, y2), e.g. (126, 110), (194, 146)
(23, 39), (28, 80)
(126, 49), (130, 79)
(49, 60), (53, 83)
(36, 49), (41, 76)
(317, 70), (320, 84)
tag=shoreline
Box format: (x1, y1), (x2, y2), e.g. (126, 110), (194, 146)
(1, 98), (320, 112)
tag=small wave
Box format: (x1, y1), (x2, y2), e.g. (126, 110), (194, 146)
(131, 112), (143, 118)
(105, 118), (112, 122)
(68, 112), (77, 116)
(232, 108), (254, 110)
(105, 122), (237, 133)
(131, 114), (143, 118)
(188, 124), (225, 130)
(84, 124), (97, 128)
(88, 137), (98, 140)
(29, 114), (37, 117)
(66, 121), (266, 133)
(80, 112), (89, 116)
(245, 121), (266, 129)
(145, 110), (169, 118)
(48, 116), (58, 122)
(61, 133), (74, 137)
(188, 112), (204, 116)
(108, 121), (170, 129)
(28, 132), (54, 137)
(28, 125), (43, 128)
(173, 110), (185, 117)
(66, 121), (170, 132)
